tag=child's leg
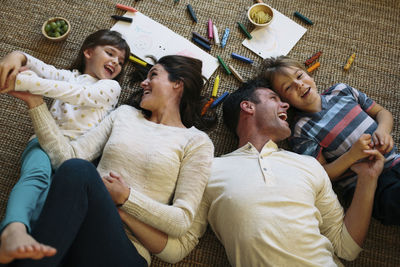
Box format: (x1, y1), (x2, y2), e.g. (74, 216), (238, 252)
(0, 138), (52, 233)
(373, 163), (400, 225)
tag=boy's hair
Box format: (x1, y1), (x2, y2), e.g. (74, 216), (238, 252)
(223, 78), (271, 136)
(258, 56), (306, 88)
(70, 29), (130, 81)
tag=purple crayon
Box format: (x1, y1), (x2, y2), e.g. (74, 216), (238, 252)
(231, 53), (253, 64)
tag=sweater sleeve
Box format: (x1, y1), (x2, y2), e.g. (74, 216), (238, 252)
(155, 194), (210, 263)
(314, 162), (362, 260)
(121, 132), (214, 238)
(15, 70), (121, 108)
(29, 103), (115, 169)
(23, 53), (74, 81)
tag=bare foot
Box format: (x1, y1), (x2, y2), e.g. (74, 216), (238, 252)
(0, 222), (57, 263)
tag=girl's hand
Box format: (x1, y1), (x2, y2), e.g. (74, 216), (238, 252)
(102, 171), (131, 206)
(372, 128), (394, 154)
(0, 51), (27, 91)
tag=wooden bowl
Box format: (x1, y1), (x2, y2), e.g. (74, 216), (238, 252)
(42, 17), (71, 42)
(248, 3), (274, 27)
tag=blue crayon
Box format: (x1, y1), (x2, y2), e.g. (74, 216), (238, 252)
(187, 4), (197, 23)
(231, 53), (253, 64)
(210, 92), (229, 108)
(221, 28), (230, 48)
(294, 11), (313, 25)
(192, 37), (211, 51)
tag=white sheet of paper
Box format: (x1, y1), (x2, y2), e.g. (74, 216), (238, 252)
(111, 11), (219, 80)
(242, 8), (307, 59)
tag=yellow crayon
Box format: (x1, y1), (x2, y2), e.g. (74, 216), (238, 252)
(129, 55), (147, 67)
(344, 53), (356, 71)
(307, 61), (320, 73)
(211, 75), (220, 98)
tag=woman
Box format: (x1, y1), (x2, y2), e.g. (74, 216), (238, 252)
(6, 55), (216, 266)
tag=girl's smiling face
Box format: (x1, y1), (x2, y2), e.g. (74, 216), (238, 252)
(83, 45), (125, 80)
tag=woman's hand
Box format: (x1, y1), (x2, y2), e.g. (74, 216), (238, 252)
(102, 171), (130, 206)
(8, 91), (44, 109)
(0, 51), (27, 92)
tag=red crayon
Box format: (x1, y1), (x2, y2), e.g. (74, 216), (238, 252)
(116, 3), (137, 13)
(208, 19), (213, 40)
(305, 51), (322, 66)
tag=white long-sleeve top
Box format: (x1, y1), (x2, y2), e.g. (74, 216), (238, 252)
(29, 103), (214, 265)
(15, 53), (121, 139)
(158, 141), (362, 266)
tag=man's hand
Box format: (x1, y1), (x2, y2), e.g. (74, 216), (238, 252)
(350, 149), (385, 182)
(102, 171), (130, 206)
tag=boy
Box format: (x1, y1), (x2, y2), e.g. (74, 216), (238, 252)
(259, 56), (400, 225)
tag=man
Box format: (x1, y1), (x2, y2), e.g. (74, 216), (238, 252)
(121, 78), (383, 266)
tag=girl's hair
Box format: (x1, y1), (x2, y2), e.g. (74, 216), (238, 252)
(129, 55), (217, 131)
(257, 56), (306, 88)
(70, 29), (130, 81)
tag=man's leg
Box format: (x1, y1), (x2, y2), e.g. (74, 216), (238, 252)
(12, 158), (146, 267)
(0, 138), (53, 264)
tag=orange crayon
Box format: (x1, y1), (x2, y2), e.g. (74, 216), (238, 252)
(307, 61), (320, 73)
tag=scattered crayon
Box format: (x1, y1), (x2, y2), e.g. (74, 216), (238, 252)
(192, 37), (211, 51)
(221, 28), (230, 48)
(231, 52), (253, 64)
(192, 32), (210, 45)
(217, 56), (231, 75)
(129, 55), (147, 67)
(187, 4), (198, 23)
(307, 61), (320, 73)
(211, 75), (220, 97)
(210, 92), (229, 108)
(201, 98), (215, 115)
(111, 15), (132, 23)
(174, 0), (179, 3)
(237, 22), (252, 39)
(208, 19), (213, 40)
(305, 51), (322, 66)
(228, 64), (244, 83)
(213, 25), (220, 45)
(116, 3), (137, 13)
(344, 53), (356, 71)
(294, 11), (313, 25)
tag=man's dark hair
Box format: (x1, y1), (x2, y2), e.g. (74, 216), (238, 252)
(223, 78), (271, 136)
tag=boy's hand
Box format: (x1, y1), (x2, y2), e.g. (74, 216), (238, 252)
(348, 134), (373, 162)
(372, 128), (394, 154)
(0, 51), (27, 90)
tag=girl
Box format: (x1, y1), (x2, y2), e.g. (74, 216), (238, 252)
(0, 29), (130, 264)
(7, 55), (216, 266)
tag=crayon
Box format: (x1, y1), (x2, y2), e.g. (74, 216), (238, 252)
(129, 55), (147, 67)
(217, 56), (231, 75)
(201, 98), (215, 116)
(344, 53), (356, 71)
(307, 61), (320, 73)
(211, 75), (220, 97)
(228, 64), (244, 83)
(192, 37), (211, 51)
(221, 28), (230, 48)
(116, 3), (137, 13)
(187, 4), (197, 23)
(213, 25), (220, 45)
(210, 92), (229, 108)
(208, 19), (213, 39)
(111, 15), (132, 23)
(305, 51), (322, 66)
(231, 53), (253, 64)
(174, 0), (179, 3)
(294, 11), (313, 25)
(192, 32), (210, 45)
(237, 22), (252, 39)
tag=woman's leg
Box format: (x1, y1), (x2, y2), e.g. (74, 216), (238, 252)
(12, 158), (146, 267)
(0, 138), (53, 264)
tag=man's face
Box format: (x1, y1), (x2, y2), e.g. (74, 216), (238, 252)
(252, 88), (291, 142)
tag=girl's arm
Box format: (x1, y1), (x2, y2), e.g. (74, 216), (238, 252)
(23, 53), (73, 81)
(14, 71), (121, 108)
(121, 133), (214, 238)
(366, 103), (394, 154)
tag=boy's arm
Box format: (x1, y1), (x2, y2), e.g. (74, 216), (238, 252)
(366, 103), (394, 154)
(319, 134), (373, 181)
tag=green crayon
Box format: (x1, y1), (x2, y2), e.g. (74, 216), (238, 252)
(237, 22), (252, 39)
(217, 56), (231, 75)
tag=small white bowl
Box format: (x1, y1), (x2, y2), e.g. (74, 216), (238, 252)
(248, 3), (274, 27)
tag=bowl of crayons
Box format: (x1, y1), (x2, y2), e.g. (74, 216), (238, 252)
(42, 17), (71, 42)
(248, 3), (274, 27)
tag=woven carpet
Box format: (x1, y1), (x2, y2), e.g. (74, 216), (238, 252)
(0, 0), (399, 266)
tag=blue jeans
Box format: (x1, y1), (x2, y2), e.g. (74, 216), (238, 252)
(11, 159), (147, 267)
(0, 138), (52, 233)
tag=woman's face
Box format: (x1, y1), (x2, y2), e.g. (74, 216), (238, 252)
(139, 64), (180, 112)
